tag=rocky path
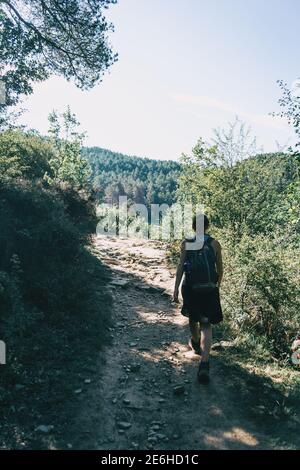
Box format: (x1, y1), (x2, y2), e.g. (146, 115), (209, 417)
(72, 235), (294, 450)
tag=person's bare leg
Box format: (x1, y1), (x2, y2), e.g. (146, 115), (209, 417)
(189, 319), (200, 342)
(200, 323), (212, 362)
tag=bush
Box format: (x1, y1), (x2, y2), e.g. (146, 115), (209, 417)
(0, 130), (54, 179)
(219, 229), (300, 357)
(0, 177), (110, 366)
(0, 126), (112, 446)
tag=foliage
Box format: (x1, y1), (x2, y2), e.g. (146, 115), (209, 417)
(0, 0), (117, 108)
(212, 116), (263, 166)
(47, 107), (91, 187)
(0, 178), (97, 318)
(83, 146), (180, 207)
(0, 109), (92, 187)
(272, 79), (300, 156)
(275, 79), (300, 149)
(0, 126), (110, 426)
(0, 129), (54, 178)
(177, 139), (299, 238)
(0, 176), (111, 399)
(219, 229), (300, 357)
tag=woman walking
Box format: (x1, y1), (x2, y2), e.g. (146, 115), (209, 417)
(173, 214), (223, 384)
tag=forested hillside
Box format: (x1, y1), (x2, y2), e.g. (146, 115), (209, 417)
(83, 147), (180, 206)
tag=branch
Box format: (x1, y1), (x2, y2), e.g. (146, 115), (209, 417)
(1, 0), (71, 56)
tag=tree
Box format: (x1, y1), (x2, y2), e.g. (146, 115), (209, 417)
(212, 116), (263, 166)
(0, 129), (54, 179)
(47, 106), (91, 187)
(275, 79), (300, 150)
(177, 138), (298, 238)
(82, 146), (181, 206)
(0, 0), (117, 109)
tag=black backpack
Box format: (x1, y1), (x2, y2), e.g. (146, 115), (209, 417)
(184, 236), (218, 291)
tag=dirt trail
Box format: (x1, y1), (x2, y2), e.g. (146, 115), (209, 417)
(73, 236), (290, 450)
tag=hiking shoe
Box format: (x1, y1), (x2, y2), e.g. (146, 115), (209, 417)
(197, 361), (210, 384)
(188, 337), (202, 355)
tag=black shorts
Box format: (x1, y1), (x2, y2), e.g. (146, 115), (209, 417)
(181, 283), (223, 325)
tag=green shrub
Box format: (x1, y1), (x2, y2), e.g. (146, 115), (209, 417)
(0, 177), (110, 364)
(219, 229), (300, 357)
(0, 130), (54, 179)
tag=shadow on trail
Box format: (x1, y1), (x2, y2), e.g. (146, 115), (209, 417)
(0, 247), (113, 450)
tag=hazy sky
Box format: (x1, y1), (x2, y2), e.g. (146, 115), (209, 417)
(18, 0), (299, 160)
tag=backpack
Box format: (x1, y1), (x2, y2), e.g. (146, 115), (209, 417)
(184, 235), (218, 292)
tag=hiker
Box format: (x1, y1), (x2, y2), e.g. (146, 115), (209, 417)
(172, 214), (223, 384)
